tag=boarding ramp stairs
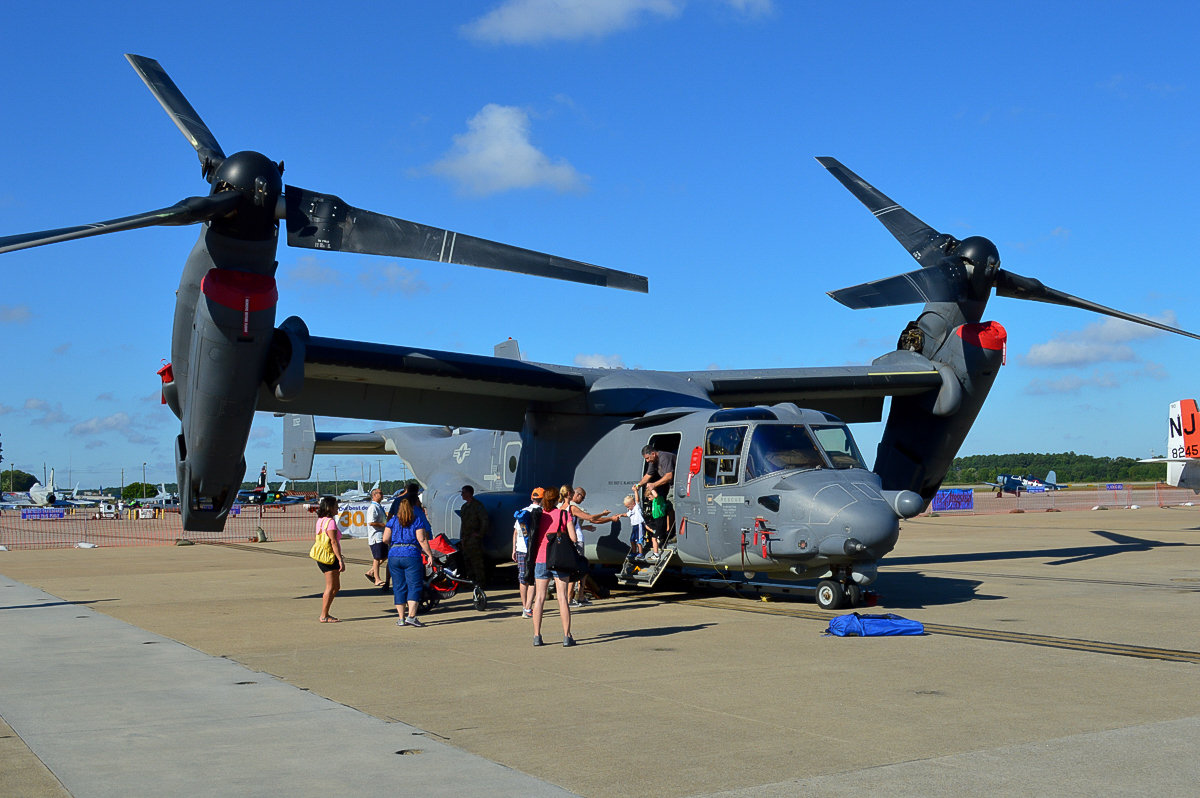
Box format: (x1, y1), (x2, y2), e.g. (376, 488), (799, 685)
(617, 542), (677, 588)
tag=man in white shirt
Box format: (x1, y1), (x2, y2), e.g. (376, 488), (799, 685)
(365, 488), (388, 588)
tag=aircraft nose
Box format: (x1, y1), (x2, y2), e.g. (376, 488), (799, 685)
(830, 496), (900, 557)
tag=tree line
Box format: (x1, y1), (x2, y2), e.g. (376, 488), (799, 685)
(945, 452), (1166, 486)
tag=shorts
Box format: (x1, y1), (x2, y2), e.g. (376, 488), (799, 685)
(317, 558), (340, 573)
(515, 550), (527, 577)
(369, 542), (389, 560)
(534, 561), (571, 581)
(649, 515), (667, 540)
(630, 523), (644, 546)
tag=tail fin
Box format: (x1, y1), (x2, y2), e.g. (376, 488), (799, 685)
(1046, 471), (1057, 487)
(277, 415), (317, 480)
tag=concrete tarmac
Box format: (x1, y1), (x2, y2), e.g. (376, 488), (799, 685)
(3, 508), (1200, 796)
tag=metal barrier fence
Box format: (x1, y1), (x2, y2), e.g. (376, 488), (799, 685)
(0, 505), (321, 550)
(928, 485), (1199, 515)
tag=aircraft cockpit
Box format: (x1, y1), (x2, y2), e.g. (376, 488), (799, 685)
(700, 406), (869, 487)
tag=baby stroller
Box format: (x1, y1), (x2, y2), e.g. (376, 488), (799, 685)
(419, 533), (488, 613)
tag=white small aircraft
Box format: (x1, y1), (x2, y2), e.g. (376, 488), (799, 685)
(1141, 399), (1200, 492)
(0, 470), (98, 508)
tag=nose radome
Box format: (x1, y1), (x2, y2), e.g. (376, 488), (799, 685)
(834, 496), (900, 555)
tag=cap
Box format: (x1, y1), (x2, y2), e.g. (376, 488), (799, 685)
(530, 487), (544, 500)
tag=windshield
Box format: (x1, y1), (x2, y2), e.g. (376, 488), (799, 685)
(810, 425), (868, 469)
(744, 425), (826, 481)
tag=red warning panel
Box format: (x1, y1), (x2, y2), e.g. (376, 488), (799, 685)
(1183, 399), (1200, 457)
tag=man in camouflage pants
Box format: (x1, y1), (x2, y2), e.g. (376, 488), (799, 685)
(458, 485), (489, 589)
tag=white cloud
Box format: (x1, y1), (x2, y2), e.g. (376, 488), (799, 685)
(462, 0), (682, 44)
(574, 353), (625, 369)
(1023, 311), (1177, 368)
(96, 392), (115, 401)
(69, 411), (157, 444)
(1024, 362), (1168, 395)
(0, 304), (32, 323)
(0, 403), (13, 415)
(725, 0), (773, 16)
(360, 264), (430, 296)
(53, 343), (70, 355)
(84, 440), (106, 450)
(427, 104), (588, 196)
(285, 256), (343, 287)
(24, 398), (68, 425)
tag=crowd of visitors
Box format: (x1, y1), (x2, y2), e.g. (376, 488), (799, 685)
(310, 444), (679, 646)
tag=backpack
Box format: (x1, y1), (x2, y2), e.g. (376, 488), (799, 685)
(825, 613), (924, 637)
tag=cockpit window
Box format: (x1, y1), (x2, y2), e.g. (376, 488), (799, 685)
(704, 426), (747, 487)
(744, 425), (826, 481)
(810, 425), (868, 469)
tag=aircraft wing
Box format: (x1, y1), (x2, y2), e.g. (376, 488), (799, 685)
(257, 330), (588, 432)
(684, 360), (944, 423)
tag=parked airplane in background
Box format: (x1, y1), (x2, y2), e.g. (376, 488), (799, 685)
(984, 472), (1068, 495)
(1140, 399), (1200, 492)
(0, 470), (99, 508)
(139, 483), (180, 508)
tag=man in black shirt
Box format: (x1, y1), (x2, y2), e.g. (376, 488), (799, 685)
(634, 445), (675, 556)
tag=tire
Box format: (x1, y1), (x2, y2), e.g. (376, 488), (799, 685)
(815, 580), (845, 611)
(846, 583), (863, 608)
(473, 587), (487, 612)
(419, 588), (439, 614)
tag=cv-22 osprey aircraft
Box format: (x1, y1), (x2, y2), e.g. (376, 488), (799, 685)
(3, 56), (1198, 609)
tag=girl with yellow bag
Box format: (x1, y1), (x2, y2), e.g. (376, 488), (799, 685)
(310, 495), (345, 622)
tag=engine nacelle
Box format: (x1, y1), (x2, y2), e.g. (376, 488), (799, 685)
(176, 267), (278, 530)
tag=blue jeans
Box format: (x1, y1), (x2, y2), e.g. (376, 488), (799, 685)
(389, 556), (424, 605)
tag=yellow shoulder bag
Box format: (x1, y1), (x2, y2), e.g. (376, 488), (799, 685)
(309, 519), (337, 565)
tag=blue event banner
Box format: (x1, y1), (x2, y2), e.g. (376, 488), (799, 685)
(931, 489), (974, 512)
(1106, 484), (1124, 491)
(21, 508), (65, 520)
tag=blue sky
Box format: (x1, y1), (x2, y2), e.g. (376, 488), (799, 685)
(2, 1), (1198, 488)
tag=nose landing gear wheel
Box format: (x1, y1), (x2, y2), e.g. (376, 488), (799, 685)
(473, 586), (487, 611)
(815, 580), (845, 610)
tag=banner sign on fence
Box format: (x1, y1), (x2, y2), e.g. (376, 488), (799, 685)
(931, 489), (974, 512)
(20, 508), (65, 520)
(1107, 484), (1124, 491)
(1027, 486), (1046, 493)
(337, 502), (375, 538)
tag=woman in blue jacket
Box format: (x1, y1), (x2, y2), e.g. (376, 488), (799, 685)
(384, 497), (435, 627)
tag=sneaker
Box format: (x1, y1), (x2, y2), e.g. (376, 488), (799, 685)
(646, 552), (660, 562)
(522, 608), (532, 618)
(563, 635), (576, 647)
(578, 597), (592, 606)
(533, 635), (544, 647)
(404, 617), (425, 628)
(396, 619), (406, 627)
(569, 600), (583, 608)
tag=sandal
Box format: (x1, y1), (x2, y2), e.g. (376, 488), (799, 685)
(319, 616), (340, 623)
(364, 573), (376, 585)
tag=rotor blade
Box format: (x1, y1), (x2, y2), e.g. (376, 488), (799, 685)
(816, 157), (946, 260)
(828, 261), (968, 309)
(284, 186), (648, 293)
(125, 54), (225, 166)
(994, 269), (1200, 340)
(0, 193), (240, 255)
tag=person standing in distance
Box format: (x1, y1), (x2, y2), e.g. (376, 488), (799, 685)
(365, 487), (388, 587)
(314, 496), (345, 623)
(529, 486), (578, 647)
(458, 485), (490, 590)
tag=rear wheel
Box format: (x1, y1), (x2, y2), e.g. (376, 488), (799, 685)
(815, 580), (845, 611)
(473, 587), (487, 611)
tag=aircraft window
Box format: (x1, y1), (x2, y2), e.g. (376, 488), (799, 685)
(703, 426), (747, 487)
(508, 456), (517, 473)
(744, 425), (826, 481)
(810, 425), (867, 470)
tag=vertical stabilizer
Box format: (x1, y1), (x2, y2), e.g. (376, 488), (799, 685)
(1046, 471), (1057, 487)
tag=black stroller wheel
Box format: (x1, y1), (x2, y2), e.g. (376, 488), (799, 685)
(473, 586), (487, 611)
(419, 588), (440, 614)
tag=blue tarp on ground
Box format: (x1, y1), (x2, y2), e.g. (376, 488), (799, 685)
(825, 613), (925, 637)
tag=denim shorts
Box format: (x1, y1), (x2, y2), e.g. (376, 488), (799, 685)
(534, 561), (570, 581)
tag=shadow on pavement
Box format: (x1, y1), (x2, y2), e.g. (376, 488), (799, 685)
(887, 529), (1197, 569)
(875, 571), (1002, 610)
(579, 623), (717, 645)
